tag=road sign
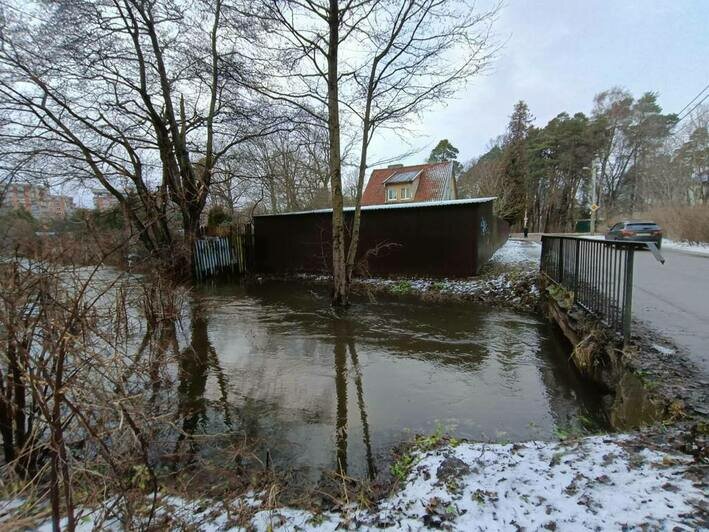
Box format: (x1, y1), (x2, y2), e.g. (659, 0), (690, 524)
(590, 203), (600, 212)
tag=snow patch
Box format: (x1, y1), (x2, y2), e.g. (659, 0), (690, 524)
(0, 499), (25, 524)
(662, 239), (709, 257)
(22, 435), (706, 531)
(652, 343), (676, 355)
(368, 437), (704, 531)
(490, 239), (541, 265)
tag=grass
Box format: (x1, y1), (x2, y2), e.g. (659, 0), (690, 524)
(389, 425), (459, 484)
(390, 280), (413, 295)
(546, 283), (574, 309)
(390, 453), (417, 482)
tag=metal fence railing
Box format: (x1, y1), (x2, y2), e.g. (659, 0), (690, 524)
(540, 235), (649, 343)
(193, 224), (254, 281)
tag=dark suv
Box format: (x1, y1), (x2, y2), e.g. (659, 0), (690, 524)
(605, 220), (663, 248)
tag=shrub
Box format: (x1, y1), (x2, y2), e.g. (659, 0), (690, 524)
(207, 205), (232, 228)
(637, 205), (709, 244)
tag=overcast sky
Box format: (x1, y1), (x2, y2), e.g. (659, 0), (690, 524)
(368, 0), (709, 167)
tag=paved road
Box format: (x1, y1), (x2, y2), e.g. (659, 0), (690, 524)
(632, 248), (709, 376)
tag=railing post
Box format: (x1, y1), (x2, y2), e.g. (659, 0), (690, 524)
(558, 238), (564, 285)
(573, 239), (580, 302)
(622, 247), (635, 345)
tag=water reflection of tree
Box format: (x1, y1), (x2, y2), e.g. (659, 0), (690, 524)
(534, 327), (609, 430)
(175, 299), (232, 458)
(332, 316), (376, 479)
(127, 318), (179, 401)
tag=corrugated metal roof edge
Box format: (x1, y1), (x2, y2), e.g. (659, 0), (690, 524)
(253, 197), (497, 218)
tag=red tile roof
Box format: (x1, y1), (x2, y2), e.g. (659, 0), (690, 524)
(361, 162), (454, 206)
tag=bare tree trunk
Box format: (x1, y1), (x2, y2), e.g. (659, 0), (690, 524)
(346, 126), (370, 285)
(182, 218), (199, 279)
(256, 0), (495, 300)
(327, 0), (347, 306)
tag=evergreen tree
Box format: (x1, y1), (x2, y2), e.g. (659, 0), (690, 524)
(527, 112), (596, 231)
(428, 139), (463, 176)
(498, 101), (533, 224)
(591, 89), (677, 213)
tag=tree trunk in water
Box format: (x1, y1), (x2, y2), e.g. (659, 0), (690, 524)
(346, 131), (370, 285)
(182, 217), (199, 281)
(327, 0), (347, 306)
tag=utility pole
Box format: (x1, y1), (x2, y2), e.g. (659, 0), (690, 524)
(590, 160), (598, 234)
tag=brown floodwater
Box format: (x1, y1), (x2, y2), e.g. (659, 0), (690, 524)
(176, 280), (607, 483)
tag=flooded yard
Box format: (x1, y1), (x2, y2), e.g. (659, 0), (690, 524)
(178, 281), (608, 483)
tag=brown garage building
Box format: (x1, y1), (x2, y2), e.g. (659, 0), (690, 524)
(253, 198), (509, 278)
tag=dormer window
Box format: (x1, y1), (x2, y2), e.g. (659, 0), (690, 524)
(362, 162), (456, 207)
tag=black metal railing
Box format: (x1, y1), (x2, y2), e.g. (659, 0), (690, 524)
(540, 235), (647, 343)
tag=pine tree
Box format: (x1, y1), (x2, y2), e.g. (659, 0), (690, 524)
(499, 101), (533, 224)
(428, 139), (463, 176)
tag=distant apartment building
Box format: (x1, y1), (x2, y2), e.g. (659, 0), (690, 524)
(49, 195), (76, 218)
(1, 183), (75, 219)
(93, 189), (120, 211)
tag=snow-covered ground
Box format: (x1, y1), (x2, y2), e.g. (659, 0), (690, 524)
(286, 242), (542, 307)
(366, 436), (706, 531)
(349, 270), (540, 308)
(12, 434), (705, 531)
(662, 238), (709, 257)
(490, 238), (541, 265)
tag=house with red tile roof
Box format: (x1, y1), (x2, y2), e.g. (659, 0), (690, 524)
(361, 162), (456, 206)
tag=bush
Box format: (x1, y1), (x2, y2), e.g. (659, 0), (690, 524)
(638, 205), (709, 244)
(0, 209), (39, 254)
(207, 205), (232, 228)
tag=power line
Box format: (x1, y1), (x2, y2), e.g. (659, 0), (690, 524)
(676, 82), (709, 118)
(0, 2), (51, 25)
(676, 91), (709, 125)
(670, 82), (709, 138)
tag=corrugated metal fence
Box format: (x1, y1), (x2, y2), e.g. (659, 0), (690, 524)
(193, 226), (252, 281)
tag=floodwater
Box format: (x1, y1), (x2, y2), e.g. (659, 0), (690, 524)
(178, 281), (607, 482)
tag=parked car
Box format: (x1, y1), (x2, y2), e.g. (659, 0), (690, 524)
(605, 220), (663, 248)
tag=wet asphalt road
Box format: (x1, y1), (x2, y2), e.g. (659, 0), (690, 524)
(632, 248), (709, 376)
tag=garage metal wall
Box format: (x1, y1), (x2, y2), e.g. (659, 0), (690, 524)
(253, 200), (509, 278)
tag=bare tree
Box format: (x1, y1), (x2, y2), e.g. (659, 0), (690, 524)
(207, 119), (332, 217)
(0, 0), (279, 277)
(253, 0), (498, 304)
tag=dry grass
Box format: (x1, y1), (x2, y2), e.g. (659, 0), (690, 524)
(636, 205), (709, 244)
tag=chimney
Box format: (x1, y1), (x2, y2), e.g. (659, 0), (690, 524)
(387, 163), (404, 169)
